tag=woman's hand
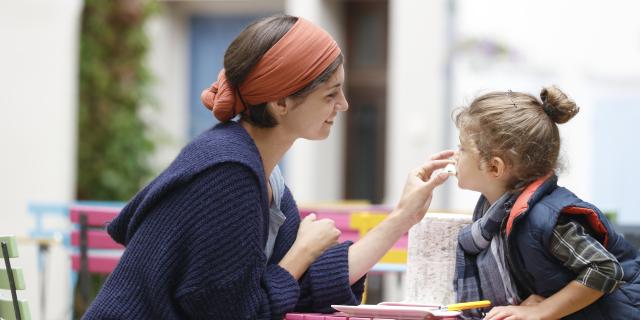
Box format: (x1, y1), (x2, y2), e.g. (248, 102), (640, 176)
(483, 305), (543, 320)
(278, 213), (340, 279)
(394, 150), (455, 226)
(295, 213), (341, 258)
(347, 150), (455, 284)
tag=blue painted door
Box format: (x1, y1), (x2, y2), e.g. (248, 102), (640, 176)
(189, 15), (266, 138)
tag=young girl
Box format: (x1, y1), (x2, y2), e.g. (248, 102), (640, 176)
(452, 86), (640, 319)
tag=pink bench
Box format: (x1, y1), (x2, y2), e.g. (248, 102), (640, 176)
(299, 206), (404, 246)
(67, 204), (409, 308)
(68, 205), (406, 274)
(69, 205), (122, 305)
(69, 205), (123, 275)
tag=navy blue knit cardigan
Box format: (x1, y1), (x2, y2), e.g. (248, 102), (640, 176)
(83, 122), (365, 319)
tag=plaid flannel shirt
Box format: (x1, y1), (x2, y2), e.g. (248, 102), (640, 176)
(549, 220), (625, 293)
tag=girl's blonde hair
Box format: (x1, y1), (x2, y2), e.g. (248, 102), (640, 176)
(454, 86), (579, 191)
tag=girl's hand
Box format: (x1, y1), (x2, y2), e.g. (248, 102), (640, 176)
(483, 305), (542, 320)
(486, 282), (603, 320)
(395, 150), (455, 226)
(520, 294), (545, 306)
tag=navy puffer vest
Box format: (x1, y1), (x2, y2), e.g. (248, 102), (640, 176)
(505, 175), (640, 319)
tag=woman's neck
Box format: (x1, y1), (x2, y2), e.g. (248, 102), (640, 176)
(241, 121), (295, 179)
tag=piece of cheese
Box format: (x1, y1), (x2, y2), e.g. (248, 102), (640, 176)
(443, 163), (457, 175)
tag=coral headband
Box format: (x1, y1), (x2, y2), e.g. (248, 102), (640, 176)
(201, 17), (341, 122)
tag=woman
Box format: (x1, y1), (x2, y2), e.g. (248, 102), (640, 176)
(84, 15), (454, 319)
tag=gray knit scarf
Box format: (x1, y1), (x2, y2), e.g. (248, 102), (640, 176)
(454, 193), (521, 319)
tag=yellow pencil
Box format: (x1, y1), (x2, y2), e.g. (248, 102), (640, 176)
(444, 300), (492, 311)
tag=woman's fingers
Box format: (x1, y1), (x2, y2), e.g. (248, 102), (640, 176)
(414, 159), (455, 180)
(422, 168), (451, 191)
(303, 213), (316, 223)
(408, 150), (456, 181)
(429, 149), (456, 160)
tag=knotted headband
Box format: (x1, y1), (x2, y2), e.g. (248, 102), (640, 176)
(200, 17), (341, 122)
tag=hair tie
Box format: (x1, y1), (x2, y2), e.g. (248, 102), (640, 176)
(200, 69), (245, 122)
(506, 90), (517, 108)
(542, 101), (555, 118)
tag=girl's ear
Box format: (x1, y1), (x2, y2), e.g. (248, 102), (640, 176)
(488, 156), (507, 178)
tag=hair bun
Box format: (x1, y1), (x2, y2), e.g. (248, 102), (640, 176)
(200, 86), (216, 111)
(540, 86), (579, 124)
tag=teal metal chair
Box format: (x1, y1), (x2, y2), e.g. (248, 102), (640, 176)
(1, 235), (31, 320)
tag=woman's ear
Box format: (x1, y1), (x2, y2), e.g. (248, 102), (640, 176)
(268, 98), (288, 116)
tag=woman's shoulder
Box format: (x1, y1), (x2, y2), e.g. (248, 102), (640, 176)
(111, 161), (265, 244)
(188, 122), (257, 157)
(170, 122), (264, 178)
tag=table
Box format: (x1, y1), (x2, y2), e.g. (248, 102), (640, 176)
(284, 312), (459, 319)
(284, 313), (389, 320)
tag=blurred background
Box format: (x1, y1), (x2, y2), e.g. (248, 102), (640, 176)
(1, 0), (639, 318)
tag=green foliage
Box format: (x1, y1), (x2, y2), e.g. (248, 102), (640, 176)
(77, 0), (159, 201)
(75, 0), (158, 318)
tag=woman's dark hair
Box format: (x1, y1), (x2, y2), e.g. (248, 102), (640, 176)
(223, 14), (343, 127)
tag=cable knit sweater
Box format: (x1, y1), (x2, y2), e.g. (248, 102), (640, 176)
(83, 121), (365, 319)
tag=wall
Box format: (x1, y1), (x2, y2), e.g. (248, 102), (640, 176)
(284, 0), (347, 203)
(386, 0), (449, 209)
(0, 1), (84, 318)
(143, 0), (285, 173)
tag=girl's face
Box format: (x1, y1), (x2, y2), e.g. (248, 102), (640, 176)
(279, 65), (348, 140)
(455, 133), (491, 194)
(456, 131), (513, 202)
